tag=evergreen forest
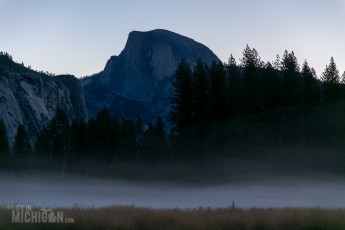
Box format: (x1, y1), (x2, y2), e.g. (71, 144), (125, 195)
(1, 46), (345, 178)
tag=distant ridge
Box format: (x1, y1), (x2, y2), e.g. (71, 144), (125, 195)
(0, 53), (88, 145)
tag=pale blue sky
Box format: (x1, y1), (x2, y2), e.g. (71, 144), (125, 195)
(0, 0), (344, 77)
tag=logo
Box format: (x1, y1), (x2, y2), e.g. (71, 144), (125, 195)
(8, 204), (74, 224)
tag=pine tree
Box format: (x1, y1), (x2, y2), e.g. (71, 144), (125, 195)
(228, 54), (236, 67)
(192, 59), (210, 126)
(240, 45), (263, 68)
(281, 51), (302, 106)
(273, 55), (282, 70)
(240, 45), (263, 113)
(301, 60), (321, 103)
(84, 108), (120, 161)
(169, 59), (193, 134)
(209, 61), (226, 120)
(48, 106), (71, 161)
(12, 124), (32, 159)
(227, 54), (243, 115)
(262, 62), (281, 109)
(321, 57), (340, 101)
(0, 119), (9, 154)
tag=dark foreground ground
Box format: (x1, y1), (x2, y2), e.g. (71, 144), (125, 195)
(1, 206), (345, 230)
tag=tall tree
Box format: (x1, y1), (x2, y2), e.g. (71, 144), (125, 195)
(12, 124), (32, 158)
(273, 55), (282, 70)
(281, 51), (302, 106)
(240, 45), (263, 68)
(85, 108), (120, 161)
(321, 57), (340, 101)
(262, 62), (281, 109)
(209, 61), (226, 120)
(301, 60), (321, 103)
(0, 119), (9, 154)
(227, 54), (243, 115)
(169, 59), (193, 134)
(48, 106), (71, 161)
(192, 59), (210, 126)
(240, 45), (263, 113)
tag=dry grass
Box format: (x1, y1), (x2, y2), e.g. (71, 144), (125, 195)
(1, 206), (345, 230)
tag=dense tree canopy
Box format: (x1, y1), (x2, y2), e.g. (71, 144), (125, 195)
(168, 46), (345, 137)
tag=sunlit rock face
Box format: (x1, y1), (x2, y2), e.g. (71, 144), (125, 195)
(0, 59), (88, 145)
(83, 29), (220, 120)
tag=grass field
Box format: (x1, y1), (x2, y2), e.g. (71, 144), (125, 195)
(1, 206), (345, 230)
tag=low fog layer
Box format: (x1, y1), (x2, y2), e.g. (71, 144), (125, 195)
(0, 172), (344, 209)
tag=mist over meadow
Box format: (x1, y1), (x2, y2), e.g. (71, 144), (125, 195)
(1, 170), (345, 209)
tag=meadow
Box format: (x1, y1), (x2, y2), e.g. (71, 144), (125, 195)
(1, 206), (345, 230)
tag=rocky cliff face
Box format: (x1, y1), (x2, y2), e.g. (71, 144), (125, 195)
(83, 29), (220, 119)
(0, 54), (88, 146)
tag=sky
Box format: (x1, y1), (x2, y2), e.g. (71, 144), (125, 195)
(0, 0), (344, 78)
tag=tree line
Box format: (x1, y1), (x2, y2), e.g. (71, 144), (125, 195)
(1, 45), (345, 170)
(169, 45), (345, 136)
(0, 107), (168, 167)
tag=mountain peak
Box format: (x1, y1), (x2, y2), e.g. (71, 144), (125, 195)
(84, 29), (220, 118)
(120, 29), (219, 82)
(126, 29), (200, 48)
(129, 29), (191, 38)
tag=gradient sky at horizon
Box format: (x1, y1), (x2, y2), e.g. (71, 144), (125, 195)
(0, 0), (344, 77)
